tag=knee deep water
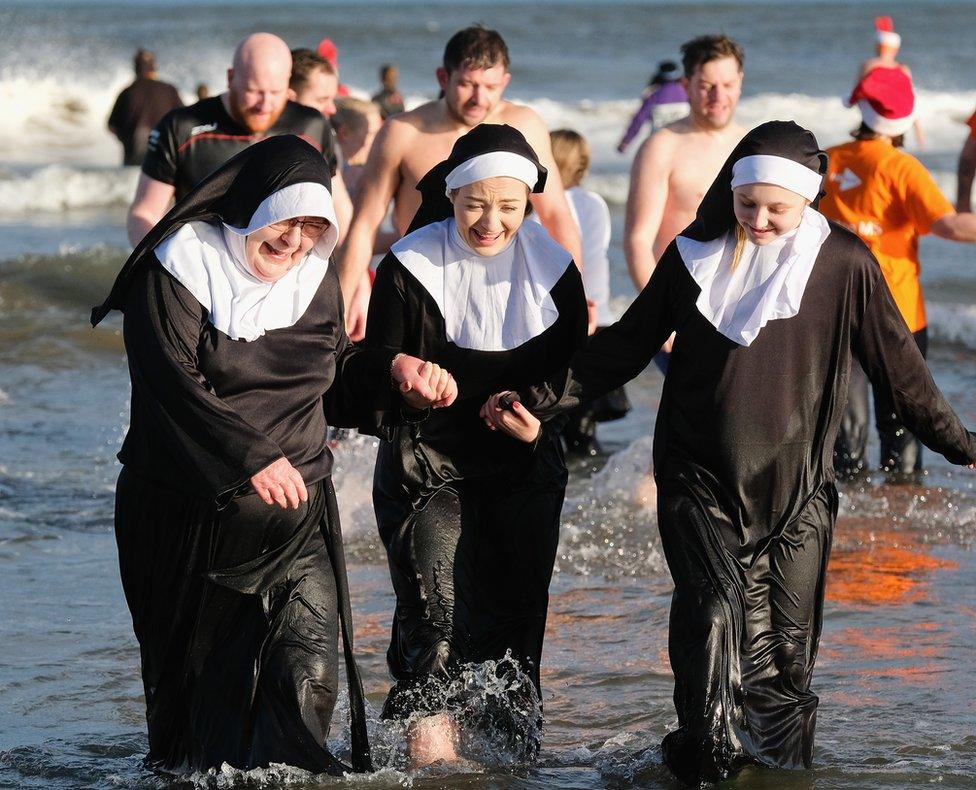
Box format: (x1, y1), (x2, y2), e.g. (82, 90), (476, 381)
(3, 1), (976, 785)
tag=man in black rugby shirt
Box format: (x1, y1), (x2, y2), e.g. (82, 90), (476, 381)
(127, 33), (351, 245)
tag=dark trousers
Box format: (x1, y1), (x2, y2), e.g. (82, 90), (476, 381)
(835, 328), (928, 476)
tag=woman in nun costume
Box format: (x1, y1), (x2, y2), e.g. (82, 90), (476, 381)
(91, 135), (456, 775)
(364, 124), (588, 766)
(483, 121), (976, 785)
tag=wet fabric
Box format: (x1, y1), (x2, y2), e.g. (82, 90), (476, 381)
(95, 136), (393, 774)
(658, 478), (833, 785)
(550, 122), (976, 784)
(365, 124), (587, 722)
(835, 328), (928, 477)
(115, 470), (368, 774)
(373, 439), (567, 718)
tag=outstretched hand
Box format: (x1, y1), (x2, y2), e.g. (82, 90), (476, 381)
(392, 354), (458, 410)
(479, 391), (541, 443)
(250, 456), (308, 509)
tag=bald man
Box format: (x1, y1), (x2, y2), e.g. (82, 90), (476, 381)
(128, 33), (348, 245)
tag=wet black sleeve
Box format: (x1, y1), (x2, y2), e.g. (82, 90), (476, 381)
(322, 329), (398, 429)
(557, 245), (681, 409)
(141, 108), (181, 184)
(123, 263), (285, 499)
(855, 271), (976, 465)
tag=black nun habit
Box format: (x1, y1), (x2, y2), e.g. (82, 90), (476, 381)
(363, 124), (588, 731)
(550, 121), (976, 784)
(92, 135), (398, 775)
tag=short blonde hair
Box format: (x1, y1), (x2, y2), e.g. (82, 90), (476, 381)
(549, 129), (590, 188)
(332, 97), (380, 133)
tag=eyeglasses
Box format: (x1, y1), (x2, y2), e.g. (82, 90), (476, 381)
(267, 217), (331, 240)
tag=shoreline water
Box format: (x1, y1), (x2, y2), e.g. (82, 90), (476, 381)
(2, 1), (976, 786)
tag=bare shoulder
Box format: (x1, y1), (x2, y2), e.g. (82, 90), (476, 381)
(633, 125), (681, 169)
(496, 101), (548, 137)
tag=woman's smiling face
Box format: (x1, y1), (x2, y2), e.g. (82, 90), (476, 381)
(732, 183), (807, 245)
(244, 217), (325, 282)
(451, 176), (529, 256)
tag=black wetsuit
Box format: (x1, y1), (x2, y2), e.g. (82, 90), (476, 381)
(364, 250), (587, 724)
(555, 227), (976, 785)
(108, 77), (183, 166)
(114, 257), (395, 772)
(142, 97), (338, 199)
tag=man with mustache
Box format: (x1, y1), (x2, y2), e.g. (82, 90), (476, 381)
(127, 33), (349, 246)
(336, 25), (583, 340)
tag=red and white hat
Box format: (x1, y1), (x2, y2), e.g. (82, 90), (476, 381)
(848, 66), (915, 137)
(875, 16), (901, 49)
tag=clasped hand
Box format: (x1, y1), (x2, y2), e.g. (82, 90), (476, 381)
(479, 391), (541, 443)
(391, 354), (458, 410)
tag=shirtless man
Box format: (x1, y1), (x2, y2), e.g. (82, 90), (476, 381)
(337, 25), (582, 339)
(624, 35), (746, 292)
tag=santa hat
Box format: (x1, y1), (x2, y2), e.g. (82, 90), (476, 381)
(875, 16), (902, 49)
(316, 38), (338, 69)
(849, 67), (915, 137)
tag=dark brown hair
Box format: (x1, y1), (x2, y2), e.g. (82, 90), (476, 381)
(852, 121), (904, 148)
(680, 35), (744, 79)
(443, 25), (510, 74)
(289, 48), (335, 92)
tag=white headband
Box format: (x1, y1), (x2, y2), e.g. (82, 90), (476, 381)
(876, 30), (901, 48)
(730, 154), (822, 202)
(444, 151), (539, 197)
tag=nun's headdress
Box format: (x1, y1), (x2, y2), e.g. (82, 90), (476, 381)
(682, 120), (827, 244)
(406, 123), (547, 235)
(92, 135), (337, 329)
(392, 123), (572, 352)
(676, 121), (831, 346)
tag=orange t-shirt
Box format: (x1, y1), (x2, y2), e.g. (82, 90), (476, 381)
(820, 138), (953, 332)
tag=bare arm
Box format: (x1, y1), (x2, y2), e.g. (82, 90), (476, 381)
(931, 211), (976, 242)
(624, 132), (671, 290)
(516, 109), (583, 267)
(127, 173), (176, 246)
(331, 168), (353, 246)
(956, 135), (976, 213)
(336, 120), (406, 304)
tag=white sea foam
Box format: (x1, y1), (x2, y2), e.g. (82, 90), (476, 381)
(0, 75), (972, 214)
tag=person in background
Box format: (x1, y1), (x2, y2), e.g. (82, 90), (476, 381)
(551, 128), (629, 456)
(852, 16), (924, 148)
(956, 106), (976, 212)
(195, 82), (210, 100)
(288, 48), (339, 119)
(316, 38), (351, 97)
(332, 97), (383, 200)
(624, 35), (746, 373)
(616, 60), (689, 154)
(822, 67), (976, 478)
(108, 49), (183, 167)
(127, 34), (342, 246)
(372, 63), (406, 119)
